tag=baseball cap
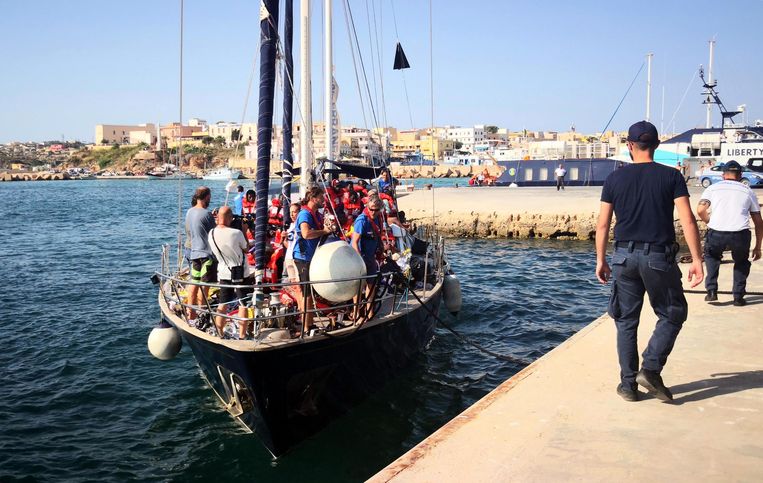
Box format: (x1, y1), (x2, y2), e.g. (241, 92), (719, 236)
(627, 120), (660, 145)
(722, 160), (742, 172)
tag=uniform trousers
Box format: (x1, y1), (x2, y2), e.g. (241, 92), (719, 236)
(704, 229), (752, 297)
(608, 242), (688, 386)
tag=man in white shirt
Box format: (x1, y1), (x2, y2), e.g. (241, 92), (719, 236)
(697, 160), (763, 306)
(554, 164), (567, 191)
(208, 206), (250, 338)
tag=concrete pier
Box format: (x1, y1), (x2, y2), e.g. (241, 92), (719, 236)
(398, 185), (756, 240)
(370, 260), (763, 482)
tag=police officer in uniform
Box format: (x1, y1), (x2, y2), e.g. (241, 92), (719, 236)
(696, 160), (762, 306)
(596, 121), (704, 402)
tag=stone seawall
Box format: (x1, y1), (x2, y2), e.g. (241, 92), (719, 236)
(397, 186), (713, 241)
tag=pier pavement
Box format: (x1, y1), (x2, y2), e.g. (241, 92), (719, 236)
(370, 258), (763, 482)
(398, 185), (719, 240)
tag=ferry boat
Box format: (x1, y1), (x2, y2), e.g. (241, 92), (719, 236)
(202, 167), (243, 180)
(494, 158), (620, 187)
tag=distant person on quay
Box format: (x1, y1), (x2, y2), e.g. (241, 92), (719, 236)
(232, 185), (244, 216)
(595, 120), (704, 403)
(185, 186), (217, 321)
(554, 164), (566, 191)
(696, 160), (762, 306)
(208, 206), (250, 339)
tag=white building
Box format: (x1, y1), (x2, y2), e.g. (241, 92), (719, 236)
(442, 125), (486, 152)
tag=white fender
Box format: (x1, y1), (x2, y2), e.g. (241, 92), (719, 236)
(309, 241), (366, 302)
(443, 273), (462, 315)
(148, 324), (182, 360)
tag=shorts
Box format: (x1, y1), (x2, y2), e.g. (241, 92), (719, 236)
(294, 259), (310, 282)
(363, 257), (379, 277)
(218, 280), (246, 308)
(191, 257), (217, 283)
(283, 259), (298, 282)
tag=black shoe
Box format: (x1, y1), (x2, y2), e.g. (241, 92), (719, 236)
(616, 383), (639, 402)
(636, 369), (673, 401)
(733, 297), (746, 307)
(704, 290), (717, 302)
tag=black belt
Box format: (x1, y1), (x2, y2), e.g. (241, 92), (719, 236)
(614, 241), (672, 253)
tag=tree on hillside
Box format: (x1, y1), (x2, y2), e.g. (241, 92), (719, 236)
(231, 129), (241, 142)
(201, 136), (214, 145)
(454, 141), (463, 149)
(214, 136), (225, 146)
(485, 125), (498, 134)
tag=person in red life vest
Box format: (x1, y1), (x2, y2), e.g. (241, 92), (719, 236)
(241, 189), (256, 215)
(342, 182), (363, 217)
(325, 180), (347, 229)
(351, 195), (384, 319)
(268, 197), (283, 226)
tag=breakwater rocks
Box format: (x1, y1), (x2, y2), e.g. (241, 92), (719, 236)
(390, 164), (504, 179)
(2, 171), (70, 181)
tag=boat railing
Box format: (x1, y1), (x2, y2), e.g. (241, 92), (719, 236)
(155, 245), (444, 342)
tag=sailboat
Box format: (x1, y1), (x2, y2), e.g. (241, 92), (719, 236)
(151, 0), (457, 457)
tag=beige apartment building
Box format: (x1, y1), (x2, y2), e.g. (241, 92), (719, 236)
(96, 124), (156, 145)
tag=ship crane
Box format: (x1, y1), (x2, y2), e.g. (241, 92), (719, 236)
(699, 65), (742, 129)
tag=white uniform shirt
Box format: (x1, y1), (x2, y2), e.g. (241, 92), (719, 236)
(208, 226), (247, 280)
(700, 180), (761, 231)
(555, 167), (566, 177)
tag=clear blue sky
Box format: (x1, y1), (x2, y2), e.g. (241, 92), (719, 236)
(2, 0), (762, 144)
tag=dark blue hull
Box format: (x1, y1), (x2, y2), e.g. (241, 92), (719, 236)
(167, 288), (442, 456)
(495, 158), (622, 186)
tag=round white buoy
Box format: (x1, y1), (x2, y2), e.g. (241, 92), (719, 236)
(309, 241), (366, 302)
(148, 323), (182, 360)
(443, 273), (463, 315)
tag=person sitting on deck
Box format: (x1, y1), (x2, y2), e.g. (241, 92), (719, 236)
(208, 206), (250, 339)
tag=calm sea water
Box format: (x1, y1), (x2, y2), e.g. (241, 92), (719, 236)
(0, 179), (607, 482)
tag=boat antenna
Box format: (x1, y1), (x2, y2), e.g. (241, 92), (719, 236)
(176, 0), (185, 271)
(699, 65), (740, 129)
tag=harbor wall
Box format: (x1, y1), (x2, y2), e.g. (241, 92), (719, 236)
(390, 164), (504, 179)
(399, 186), (720, 241)
(1, 171), (70, 181)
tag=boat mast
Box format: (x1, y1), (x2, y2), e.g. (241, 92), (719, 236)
(645, 52), (653, 122)
(705, 39), (716, 129)
(255, 0), (280, 273)
(282, 0), (294, 223)
(299, 0), (312, 196)
(324, 0), (334, 164)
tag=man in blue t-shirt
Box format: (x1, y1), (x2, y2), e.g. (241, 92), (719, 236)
(232, 185), (244, 216)
(595, 120), (704, 403)
(351, 196), (384, 275)
(292, 186), (335, 333)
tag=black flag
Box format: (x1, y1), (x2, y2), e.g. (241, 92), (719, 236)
(393, 42), (410, 70)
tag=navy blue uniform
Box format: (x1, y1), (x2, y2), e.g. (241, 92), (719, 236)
(601, 163), (690, 387)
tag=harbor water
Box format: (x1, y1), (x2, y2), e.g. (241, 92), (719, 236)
(0, 180), (608, 481)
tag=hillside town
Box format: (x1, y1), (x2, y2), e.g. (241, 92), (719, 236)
(1, 118), (631, 180)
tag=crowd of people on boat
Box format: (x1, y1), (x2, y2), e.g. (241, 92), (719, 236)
(182, 169), (414, 339)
